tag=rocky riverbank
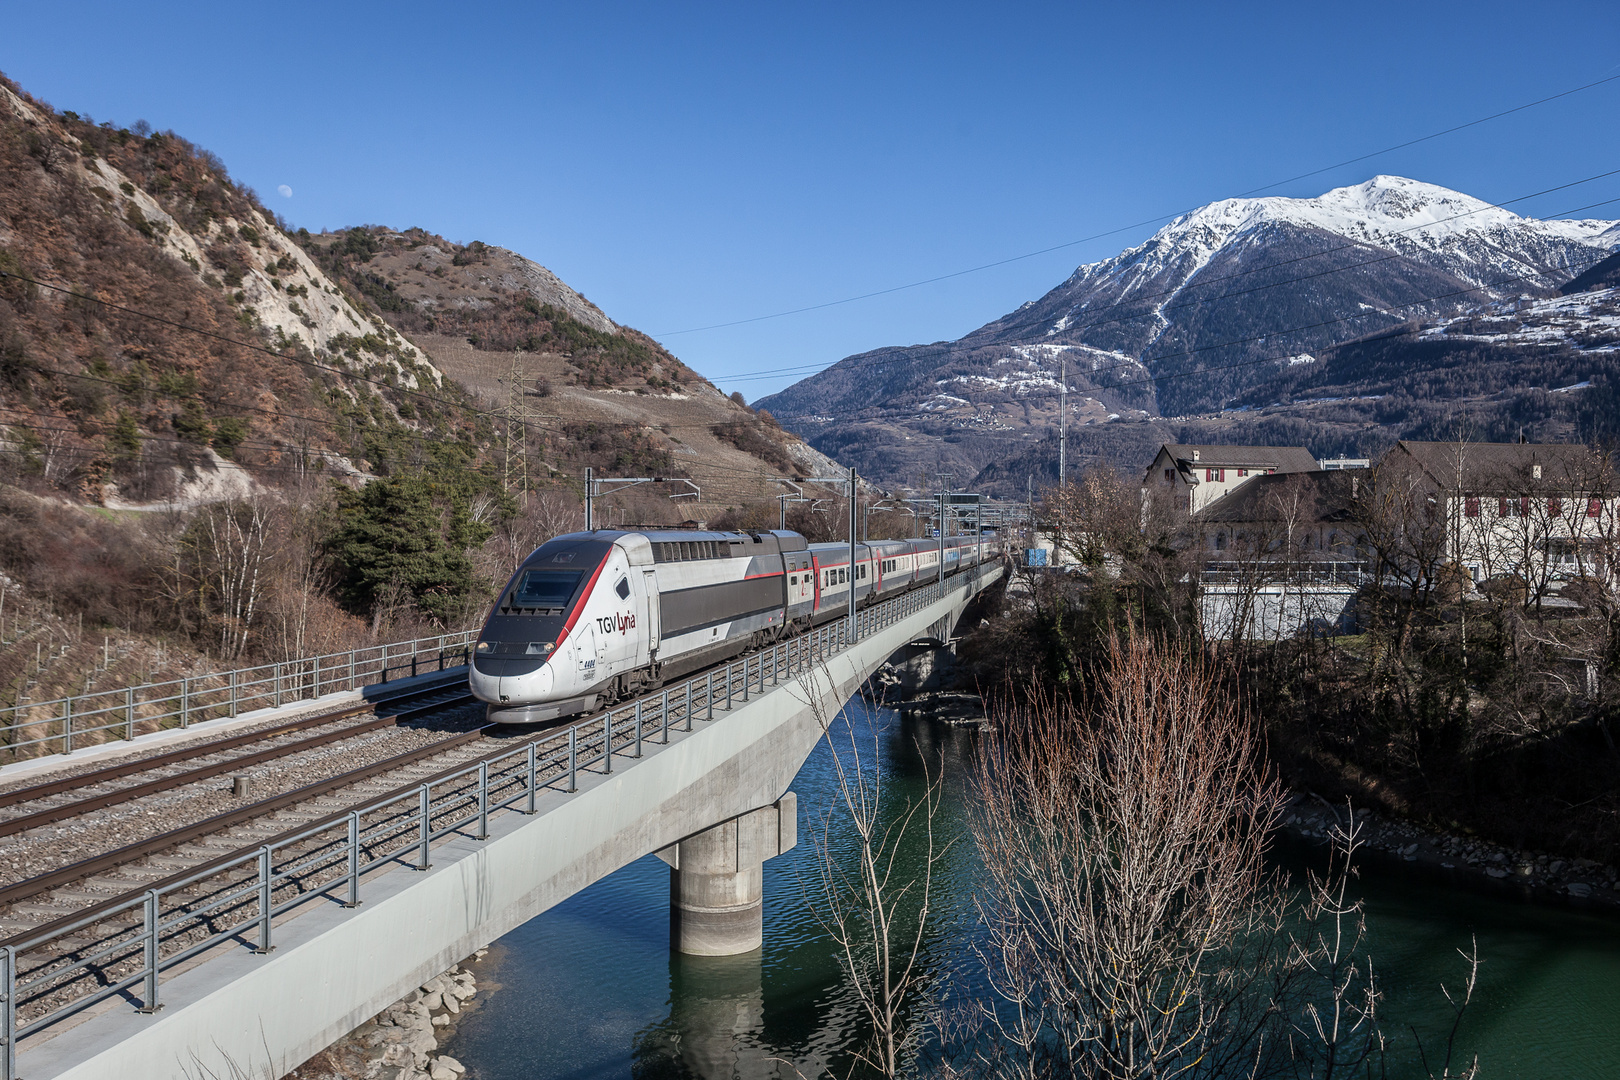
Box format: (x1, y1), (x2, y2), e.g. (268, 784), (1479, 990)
(1283, 794), (1620, 914)
(862, 659), (989, 727)
(287, 950), (490, 1080)
(865, 668), (1620, 917)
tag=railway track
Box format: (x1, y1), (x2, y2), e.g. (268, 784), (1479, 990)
(0, 681), (475, 838)
(0, 714), (614, 1028)
(0, 565), (1004, 1055)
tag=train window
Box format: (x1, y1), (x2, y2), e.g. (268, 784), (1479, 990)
(615, 577), (631, 600)
(510, 569), (584, 610)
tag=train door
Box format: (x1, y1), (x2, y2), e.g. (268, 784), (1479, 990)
(577, 622), (602, 688)
(643, 570), (660, 662)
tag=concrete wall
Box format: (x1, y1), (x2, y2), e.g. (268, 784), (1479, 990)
(23, 567), (1000, 1080)
(1200, 583), (1358, 640)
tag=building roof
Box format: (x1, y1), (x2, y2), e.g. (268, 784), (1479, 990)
(1388, 441), (1600, 490)
(1152, 444), (1320, 479)
(1199, 470), (1361, 523)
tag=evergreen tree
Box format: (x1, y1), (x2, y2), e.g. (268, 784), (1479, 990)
(326, 476), (493, 625)
(109, 409), (141, 462)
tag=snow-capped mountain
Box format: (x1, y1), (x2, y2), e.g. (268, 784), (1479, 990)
(977, 176), (1614, 376)
(757, 176), (1618, 486)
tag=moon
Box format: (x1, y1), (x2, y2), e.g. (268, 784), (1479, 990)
(277, 184), (293, 198)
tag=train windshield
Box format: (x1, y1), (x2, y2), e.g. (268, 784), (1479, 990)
(511, 569), (585, 608)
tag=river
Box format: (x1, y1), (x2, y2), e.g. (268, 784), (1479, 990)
(441, 699), (1620, 1079)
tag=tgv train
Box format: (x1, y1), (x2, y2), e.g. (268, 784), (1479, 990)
(470, 528), (1005, 724)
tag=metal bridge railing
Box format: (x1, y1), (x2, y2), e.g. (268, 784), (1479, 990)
(0, 563), (1000, 1077)
(0, 630), (479, 764)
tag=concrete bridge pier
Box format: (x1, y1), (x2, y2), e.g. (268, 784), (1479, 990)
(660, 794), (797, 955)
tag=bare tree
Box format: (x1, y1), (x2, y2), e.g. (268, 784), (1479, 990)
(1043, 466), (1143, 573)
(484, 488), (584, 583)
(962, 632), (1286, 1079)
(801, 666), (945, 1078)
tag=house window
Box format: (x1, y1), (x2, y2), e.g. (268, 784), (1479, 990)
(1266, 468), (1276, 474)
(1464, 497), (1480, 518)
(1498, 497), (1511, 518)
(1205, 468), (1225, 482)
(1590, 499), (1603, 518)
(1521, 497), (1532, 517)
(1237, 469), (1248, 477)
(1548, 498), (1562, 517)
(1164, 469), (1175, 483)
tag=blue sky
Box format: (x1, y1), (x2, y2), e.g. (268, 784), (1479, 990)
(5, 1), (1619, 399)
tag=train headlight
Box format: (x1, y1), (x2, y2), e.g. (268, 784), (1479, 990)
(525, 642), (555, 656)
(475, 641), (493, 654)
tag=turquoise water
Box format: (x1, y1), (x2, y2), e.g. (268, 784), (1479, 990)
(442, 702), (1620, 1079)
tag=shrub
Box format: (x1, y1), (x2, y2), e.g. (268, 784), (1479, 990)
(110, 410), (142, 461)
(172, 400), (212, 443)
(211, 416), (248, 457)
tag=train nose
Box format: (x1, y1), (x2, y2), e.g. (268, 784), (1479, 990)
(469, 652), (555, 703)
(507, 661), (555, 701)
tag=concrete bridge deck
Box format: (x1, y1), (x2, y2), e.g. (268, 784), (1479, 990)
(14, 562), (1004, 1080)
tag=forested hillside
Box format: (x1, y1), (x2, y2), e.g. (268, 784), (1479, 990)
(0, 70), (834, 723)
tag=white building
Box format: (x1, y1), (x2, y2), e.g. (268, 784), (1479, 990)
(1143, 443), (1320, 515)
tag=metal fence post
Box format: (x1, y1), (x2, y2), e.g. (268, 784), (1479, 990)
(1, 944), (15, 1080)
(684, 682), (693, 732)
(125, 686), (135, 740)
(660, 689), (670, 744)
(349, 649), (356, 691)
(742, 658), (750, 702)
(273, 664), (281, 710)
(180, 676), (192, 728)
(138, 890), (161, 1013)
(633, 701), (643, 758)
(567, 727), (578, 792)
(311, 656), (320, 700)
(255, 846), (274, 953)
(61, 698), (72, 755)
(603, 711), (613, 773)
(726, 664), (735, 710)
(705, 672), (714, 721)
(345, 813), (361, 907)
(417, 786), (432, 870)
(525, 742), (537, 814)
(380, 644), (388, 683)
(229, 669), (238, 718)
(477, 762), (489, 839)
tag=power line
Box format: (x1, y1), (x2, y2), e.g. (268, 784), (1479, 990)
(652, 71), (1620, 339)
(759, 258), (1615, 427)
(0, 268), (507, 429)
(717, 179), (1620, 388)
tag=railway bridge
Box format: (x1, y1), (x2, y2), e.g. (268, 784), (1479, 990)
(8, 561), (1005, 1080)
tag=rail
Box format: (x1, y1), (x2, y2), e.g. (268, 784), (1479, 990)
(0, 563), (1001, 1076)
(0, 630), (479, 763)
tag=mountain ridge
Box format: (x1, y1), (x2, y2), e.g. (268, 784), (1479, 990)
(757, 175), (1619, 489)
